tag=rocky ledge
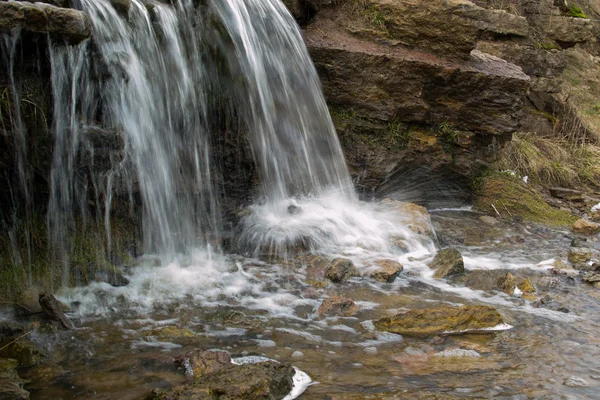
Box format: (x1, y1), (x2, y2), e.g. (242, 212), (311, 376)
(0, 1), (91, 43)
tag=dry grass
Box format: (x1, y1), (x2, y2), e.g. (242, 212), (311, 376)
(497, 133), (600, 188)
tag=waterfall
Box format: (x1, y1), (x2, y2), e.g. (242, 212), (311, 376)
(43, 0), (355, 262)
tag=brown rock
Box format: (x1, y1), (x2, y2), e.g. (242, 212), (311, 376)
(318, 295), (359, 317)
(572, 219), (600, 235)
(375, 305), (504, 336)
(369, 259), (403, 282)
(38, 292), (73, 330)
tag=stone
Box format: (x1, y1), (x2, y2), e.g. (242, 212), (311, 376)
(38, 292), (73, 330)
(369, 259), (403, 282)
(110, 0), (131, 15)
(148, 360), (295, 400)
(317, 295), (359, 317)
(549, 187), (584, 201)
(429, 248), (465, 279)
(0, 359), (29, 400)
(583, 273), (600, 285)
(479, 215), (498, 226)
(564, 376), (589, 387)
(0, 339), (45, 367)
(17, 288), (42, 314)
(326, 258), (359, 283)
(375, 305), (504, 336)
(568, 248), (592, 265)
(517, 278), (535, 294)
(497, 272), (516, 296)
(0, 1), (91, 44)
(186, 350), (232, 378)
(379, 199), (434, 237)
(572, 219), (600, 235)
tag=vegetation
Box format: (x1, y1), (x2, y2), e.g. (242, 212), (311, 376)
(568, 5), (587, 18)
(353, 0), (387, 28)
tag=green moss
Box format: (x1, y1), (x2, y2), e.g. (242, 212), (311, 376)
(329, 108), (356, 120)
(388, 122), (412, 149)
(535, 41), (560, 51)
(473, 173), (577, 227)
(568, 5), (587, 18)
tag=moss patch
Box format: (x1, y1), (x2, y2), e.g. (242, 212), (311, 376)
(473, 173), (577, 227)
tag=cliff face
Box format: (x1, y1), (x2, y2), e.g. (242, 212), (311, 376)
(286, 0), (600, 205)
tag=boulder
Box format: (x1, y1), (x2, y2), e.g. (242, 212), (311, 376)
(110, 0), (131, 15)
(38, 292), (73, 330)
(375, 305), (504, 336)
(0, 359), (29, 400)
(379, 199), (434, 237)
(326, 258), (359, 283)
(317, 295), (359, 317)
(148, 360), (295, 400)
(0, 1), (91, 44)
(572, 219), (600, 235)
(429, 248), (465, 279)
(369, 259), (403, 282)
(17, 288), (42, 314)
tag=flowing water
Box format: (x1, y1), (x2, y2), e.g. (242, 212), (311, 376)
(2, 0), (600, 399)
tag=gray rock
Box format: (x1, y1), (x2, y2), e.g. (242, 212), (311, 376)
(567, 247), (592, 265)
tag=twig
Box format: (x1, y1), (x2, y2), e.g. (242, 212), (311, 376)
(0, 330), (32, 352)
(491, 203), (501, 217)
(499, 200), (513, 218)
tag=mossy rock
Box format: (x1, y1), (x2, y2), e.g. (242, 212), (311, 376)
(0, 339), (45, 367)
(473, 173), (577, 227)
(148, 361), (294, 400)
(375, 305), (504, 336)
(429, 248), (464, 279)
(497, 272), (516, 296)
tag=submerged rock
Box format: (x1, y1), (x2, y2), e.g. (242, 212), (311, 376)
(375, 305), (504, 336)
(429, 248), (464, 279)
(149, 326), (196, 339)
(326, 258), (359, 283)
(369, 259), (403, 283)
(39, 292), (73, 330)
(572, 219), (600, 236)
(0, 339), (44, 367)
(149, 358), (294, 400)
(318, 295), (359, 317)
(0, 359), (29, 400)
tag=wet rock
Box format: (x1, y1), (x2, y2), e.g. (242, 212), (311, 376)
(110, 0), (131, 15)
(517, 278), (535, 294)
(0, 339), (44, 367)
(0, 1), (91, 44)
(0, 358), (29, 400)
(38, 292), (73, 330)
(186, 350), (232, 378)
(287, 204), (301, 215)
(497, 272), (516, 296)
(567, 248), (592, 265)
(379, 199), (434, 237)
(369, 259), (403, 282)
(94, 268), (130, 287)
(304, 255), (330, 280)
(148, 360), (294, 400)
(16, 288), (42, 314)
(0, 321), (26, 337)
(326, 258), (359, 283)
(550, 187), (584, 201)
(375, 305), (504, 336)
(572, 219), (600, 235)
(317, 295), (359, 317)
(149, 326), (195, 339)
(583, 273), (600, 287)
(429, 248), (464, 279)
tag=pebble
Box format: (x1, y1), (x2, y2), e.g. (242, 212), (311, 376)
(433, 349), (481, 358)
(363, 347), (377, 354)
